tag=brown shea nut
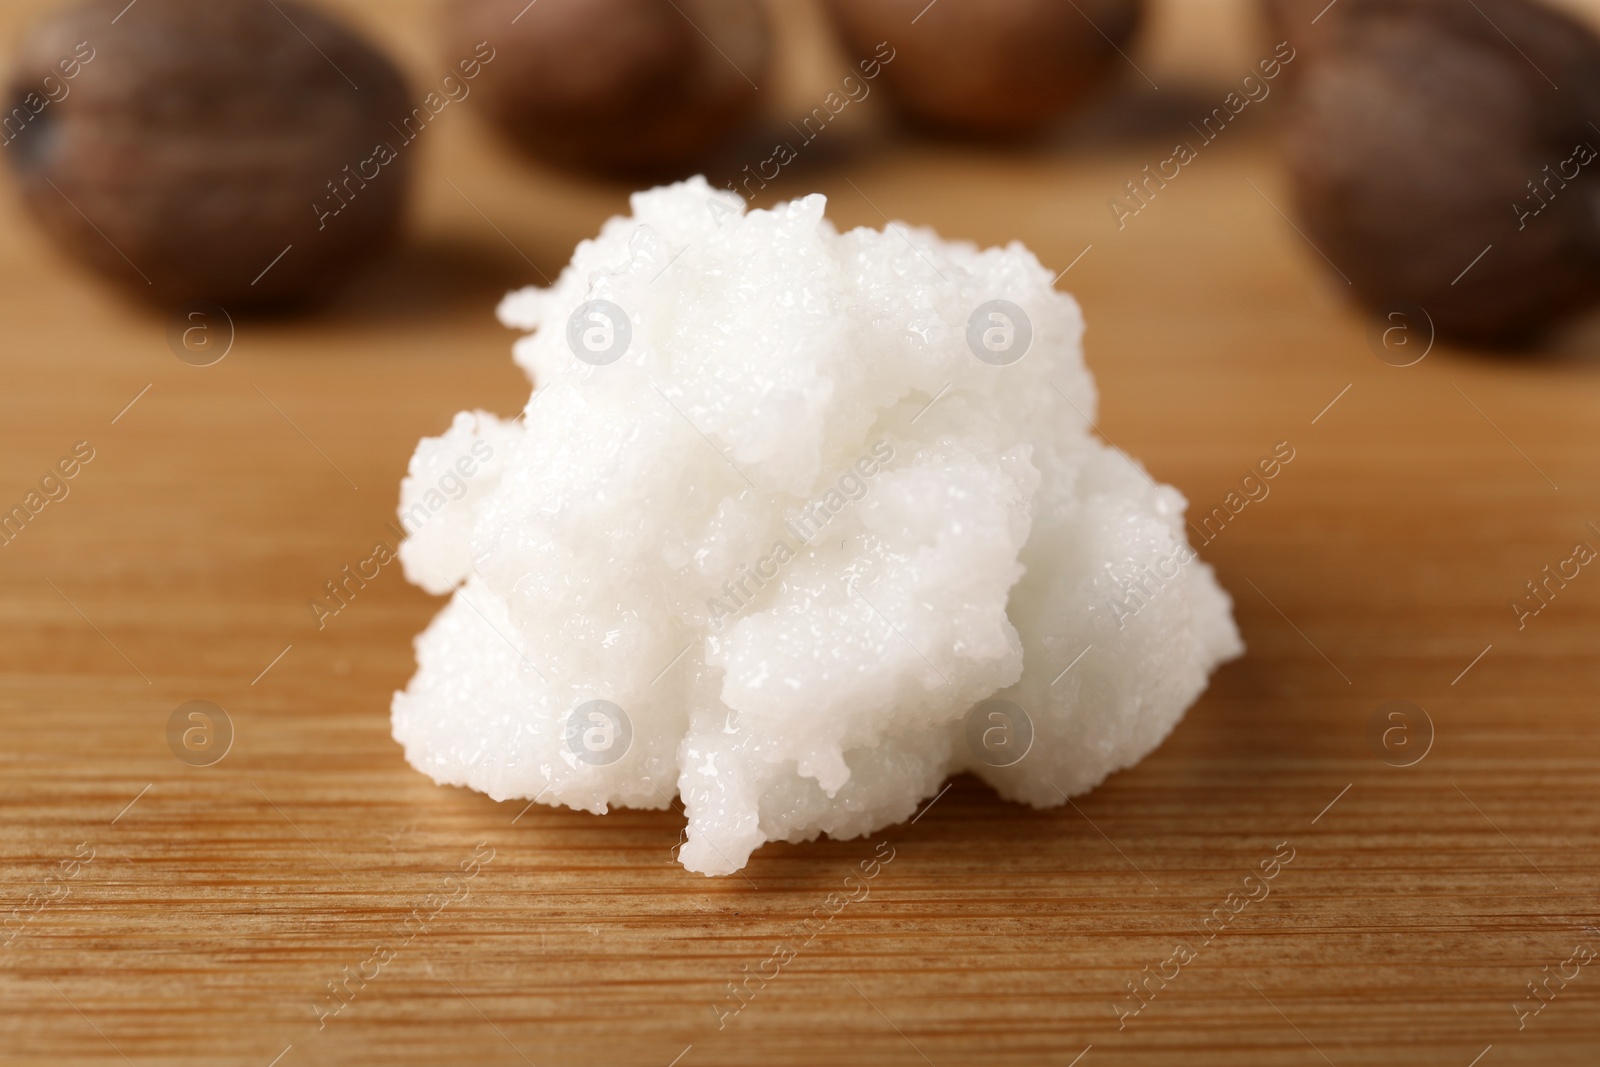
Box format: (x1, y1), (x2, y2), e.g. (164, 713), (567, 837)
(821, 0), (1144, 138)
(3, 0), (412, 308)
(1267, 0), (1600, 345)
(443, 0), (770, 176)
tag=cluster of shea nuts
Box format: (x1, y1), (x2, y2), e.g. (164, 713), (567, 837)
(6, 0), (1597, 347)
(0, 0), (1146, 307)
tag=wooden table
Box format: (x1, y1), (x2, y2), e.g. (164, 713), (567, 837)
(1, 2), (1597, 1065)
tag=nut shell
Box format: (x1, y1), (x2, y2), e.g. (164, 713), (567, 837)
(822, 0), (1144, 138)
(4, 0), (412, 308)
(443, 0), (770, 176)
(1272, 0), (1600, 344)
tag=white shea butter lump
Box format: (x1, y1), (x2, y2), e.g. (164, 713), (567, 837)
(392, 178), (1242, 875)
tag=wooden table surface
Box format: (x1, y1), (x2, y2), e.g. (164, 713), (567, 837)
(2, 2), (1598, 1065)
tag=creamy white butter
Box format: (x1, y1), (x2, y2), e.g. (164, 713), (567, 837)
(392, 178), (1241, 875)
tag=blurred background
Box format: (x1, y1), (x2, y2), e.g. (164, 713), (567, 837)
(7, 0), (1600, 344)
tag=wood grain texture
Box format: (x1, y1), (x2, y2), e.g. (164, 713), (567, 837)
(1, 2), (1598, 1065)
